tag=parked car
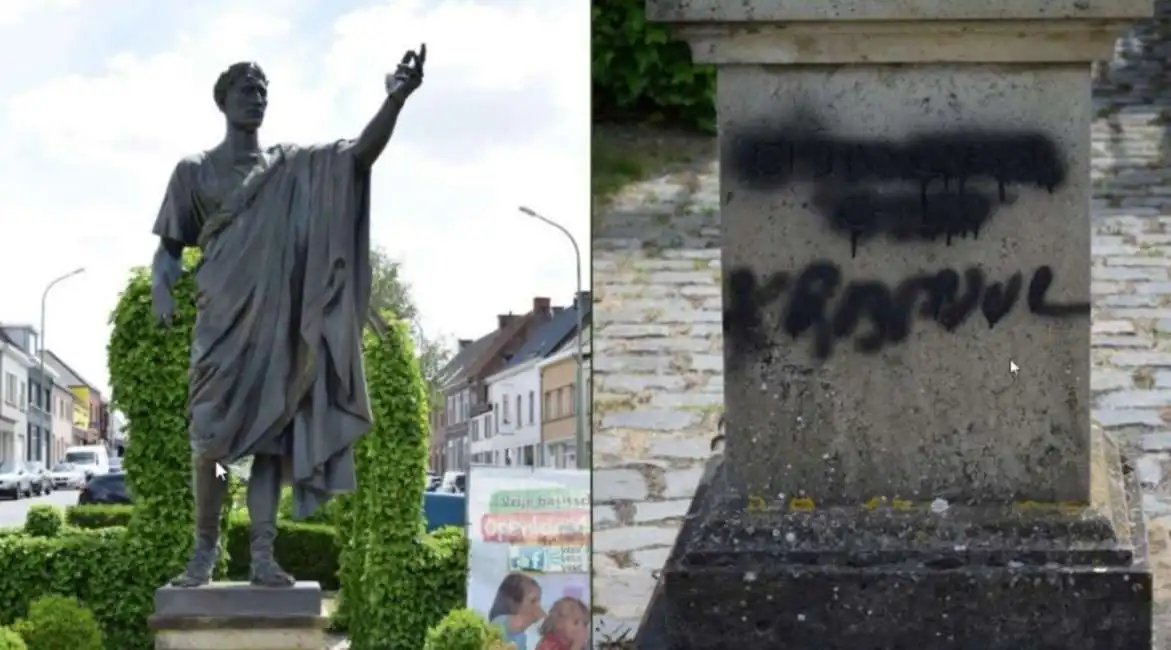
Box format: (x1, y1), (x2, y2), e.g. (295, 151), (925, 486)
(26, 462), (52, 496)
(64, 445), (112, 480)
(440, 471), (466, 494)
(108, 456), (123, 473)
(78, 472), (131, 505)
(49, 462), (87, 489)
(0, 460), (33, 500)
(425, 472), (441, 492)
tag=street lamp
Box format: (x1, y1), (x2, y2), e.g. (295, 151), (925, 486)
(38, 267), (85, 464)
(517, 206), (587, 470)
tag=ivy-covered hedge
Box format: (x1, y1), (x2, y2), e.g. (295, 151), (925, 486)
(592, 0), (715, 131)
(343, 315), (466, 649)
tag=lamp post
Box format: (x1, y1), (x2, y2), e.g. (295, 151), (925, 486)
(39, 267), (85, 465)
(518, 206), (587, 470)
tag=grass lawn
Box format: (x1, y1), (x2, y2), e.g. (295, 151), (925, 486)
(591, 122), (716, 209)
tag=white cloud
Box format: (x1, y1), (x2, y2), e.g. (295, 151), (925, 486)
(0, 0), (590, 394)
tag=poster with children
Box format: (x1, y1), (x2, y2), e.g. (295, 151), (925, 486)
(467, 466), (591, 650)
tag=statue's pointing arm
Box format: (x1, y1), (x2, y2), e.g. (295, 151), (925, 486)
(351, 43), (426, 170)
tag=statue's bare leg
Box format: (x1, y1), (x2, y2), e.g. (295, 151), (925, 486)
(171, 454), (227, 587)
(248, 453), (295, 587)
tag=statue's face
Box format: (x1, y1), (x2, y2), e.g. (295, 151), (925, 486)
(222, 71), (267, 130)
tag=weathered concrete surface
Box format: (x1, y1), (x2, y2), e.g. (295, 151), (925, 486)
(593, 3), (1171, 642)
(719, 65), (1092, 506)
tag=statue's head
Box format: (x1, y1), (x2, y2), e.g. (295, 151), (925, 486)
(214, 62), (268, 131)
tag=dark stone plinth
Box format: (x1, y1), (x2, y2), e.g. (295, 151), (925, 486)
(635, 454), (1153, 650)
(152, 581), (322, 619)
(149, 581), (327, 649)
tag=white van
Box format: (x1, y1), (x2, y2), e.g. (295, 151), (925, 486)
(63, 445), (111, 480)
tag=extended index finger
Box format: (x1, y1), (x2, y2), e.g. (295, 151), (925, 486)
(400, 49), (414, 65)
(418, 43), (426, 67)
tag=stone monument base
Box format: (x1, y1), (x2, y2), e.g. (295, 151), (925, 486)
(635, 434), (1153, 649)
(149, 581), (327, 650)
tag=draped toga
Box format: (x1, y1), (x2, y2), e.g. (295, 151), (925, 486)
(152, 140), (373, 520)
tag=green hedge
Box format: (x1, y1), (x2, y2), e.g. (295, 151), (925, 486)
(592, 0), (715, 131)
(23, 506), (63, 539)
(66, 506), (341, 590)
(343, 316), (466, 649)
(13, 594), (103, 650)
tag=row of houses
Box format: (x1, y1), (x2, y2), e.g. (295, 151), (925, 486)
(430, 292), (591, 472)
(0, 324), (124, 467)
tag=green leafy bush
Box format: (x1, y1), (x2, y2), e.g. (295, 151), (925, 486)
(223, 514), (339, 588)
(423, 608), (508, 650)
(12, 595), (102, 650)
(592, 0), (715, 131)
(0, 626), (25, 650)
(0, 515), (136, 648)
(23, 506), (62, 539)
(68, 506), (340, 589)
(104, 250), (207, 648)
(345, 315), (466, 650)
(65, 505), (132, 530)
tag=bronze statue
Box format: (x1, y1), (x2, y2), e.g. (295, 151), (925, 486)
(150, 46), (426, 588)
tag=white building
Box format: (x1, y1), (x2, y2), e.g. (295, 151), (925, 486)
(479, 358), (543, 468)
(0, 334), (33, 463)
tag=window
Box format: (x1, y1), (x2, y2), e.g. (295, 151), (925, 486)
(18, 381), (25, 411)
(529, 391), (535, 425)
(516, 396), (522, 426)
(567, 382), (576, 416)
(3, 373), (14, 405)
(494, 404), (499, 432)
(470, 420), (479, 442)
(522, 445), (535, 467)
(502, 395), (510, 424)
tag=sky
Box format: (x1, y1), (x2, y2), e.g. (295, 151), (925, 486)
(0, 0), (590, 395)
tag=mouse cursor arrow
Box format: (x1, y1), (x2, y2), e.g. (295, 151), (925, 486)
(1009, 360), (1020, 380)
(214, 463), (227, 480)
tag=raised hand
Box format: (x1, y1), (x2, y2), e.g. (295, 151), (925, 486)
(386, 43), (426, 103)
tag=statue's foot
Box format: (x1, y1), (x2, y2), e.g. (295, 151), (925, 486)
(250, 559), (295, 587)
(169, 550), (216, 588)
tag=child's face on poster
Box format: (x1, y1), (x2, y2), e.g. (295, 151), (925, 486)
(520, 585), (545, 625)
(562, 609), (588, 646)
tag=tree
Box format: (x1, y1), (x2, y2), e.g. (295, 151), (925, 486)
(368, 246), (453, 403)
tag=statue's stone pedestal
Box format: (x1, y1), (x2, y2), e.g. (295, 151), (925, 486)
(636, 434), (1152, 649)
(149, 582), (326, 650)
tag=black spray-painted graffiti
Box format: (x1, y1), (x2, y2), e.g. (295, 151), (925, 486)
(725, 126), (1067, 257)
(725, 262), (1088, 362)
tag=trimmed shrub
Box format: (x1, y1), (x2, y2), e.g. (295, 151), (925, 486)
(423, 608), (508, 650)
(346, 315), (463, 650)
(0, 627), (25, 650)
(104, 250), (207, 648)
(592, 0), (714, 131)
(12, 595), (102, 650)
(223, 514), (340, 588)
(22, 507), (62, 539)
(0, 530), (130, 646)
(65, 505), (132, 530)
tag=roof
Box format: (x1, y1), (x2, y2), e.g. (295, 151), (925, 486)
(43, 350), (98, 393)
(501, 300), (592, 372)
(436, 330), (502, 390)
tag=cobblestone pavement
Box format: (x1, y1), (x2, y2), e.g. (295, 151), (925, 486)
(592, 5), (1171, 643)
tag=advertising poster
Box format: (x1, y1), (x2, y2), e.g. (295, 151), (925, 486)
(467, 466), (591, 650)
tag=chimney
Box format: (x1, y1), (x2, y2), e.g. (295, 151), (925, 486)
(497, 314), (518, 330)
(533, 297), (552, 315)
(574, 291), (591, 310)
(458, 339), (473, 351)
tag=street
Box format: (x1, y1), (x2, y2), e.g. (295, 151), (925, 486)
(0, 489), (79, 529)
